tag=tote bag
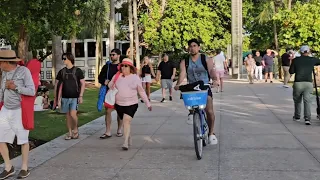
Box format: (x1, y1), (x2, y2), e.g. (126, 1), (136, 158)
(104, 72), (121, 109)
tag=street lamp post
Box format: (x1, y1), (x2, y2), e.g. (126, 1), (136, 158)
(231, 0), (243, 79)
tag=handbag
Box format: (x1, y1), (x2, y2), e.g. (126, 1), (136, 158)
(97, 62), (110, 112)
(104, 72), (121, 109)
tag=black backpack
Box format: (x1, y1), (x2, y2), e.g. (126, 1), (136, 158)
(185, 54), (210, 81)
(61, 67), (79, 93)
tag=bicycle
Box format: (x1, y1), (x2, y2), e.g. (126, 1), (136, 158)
(179, 83), (209, 160)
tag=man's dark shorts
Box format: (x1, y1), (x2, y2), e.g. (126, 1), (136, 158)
(264, 65), (273, 73)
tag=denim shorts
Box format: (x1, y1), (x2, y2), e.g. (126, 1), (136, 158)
(61, 98), (78, 113)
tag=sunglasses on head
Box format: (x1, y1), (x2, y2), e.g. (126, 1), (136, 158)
(110, 54), (117, 56)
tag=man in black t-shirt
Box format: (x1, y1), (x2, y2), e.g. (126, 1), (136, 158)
(254, 51), (263, 80)
(98, 49), (123, 139)
(55, 52), (85, 140)
(156, 54), (176, 102)
(282, 49), (294, 88)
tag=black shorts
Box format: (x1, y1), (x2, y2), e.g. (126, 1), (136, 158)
(264, 65), (273, 73)
(115, 104), (138, 119)
(208, 88), (213, 97)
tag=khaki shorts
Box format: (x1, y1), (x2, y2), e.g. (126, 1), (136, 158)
(0, 107), (29, 145)
(161, 79), (173, 89)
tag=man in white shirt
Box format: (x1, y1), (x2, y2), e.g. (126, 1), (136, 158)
(213, 49), (227, 92)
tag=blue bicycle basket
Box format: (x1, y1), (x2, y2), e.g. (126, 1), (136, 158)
(181, 90), (208, 108)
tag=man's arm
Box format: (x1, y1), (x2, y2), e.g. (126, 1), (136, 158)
(171, 67), (176, 80)
(206, 57), (217, 81)
(156, 62), (162, 81)
(175, 60), (187, 86)
(98, 65), (108, 85)
(289, 58), (295, 74)
(17, 68), (35, 96)
(79, 79), (85, 97)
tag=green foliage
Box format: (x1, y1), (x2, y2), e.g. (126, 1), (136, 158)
(275, 0), (320, 52)
(141, 0), (231, 53)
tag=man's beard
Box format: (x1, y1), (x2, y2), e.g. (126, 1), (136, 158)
(190, 52), (198, 56)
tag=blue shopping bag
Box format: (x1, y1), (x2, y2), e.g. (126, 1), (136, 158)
(97, 61), (111, 112)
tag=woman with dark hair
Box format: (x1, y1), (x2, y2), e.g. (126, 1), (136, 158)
(140, 56), (155, 101)
(108, 58), (152, 150)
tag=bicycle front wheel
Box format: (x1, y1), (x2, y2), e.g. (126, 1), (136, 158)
(193, 111), (203, 160)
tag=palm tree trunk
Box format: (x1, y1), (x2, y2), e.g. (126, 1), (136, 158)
(52, 35), (63, 85)
(71, 36), (76, 57)
(18, 24), (28, 62)
(128, 0), (134, 60)
(288, 0), (292, 10)
(109, 0), (115, 51)
(273, 1), (281, 79)
(95, 34), (102, 87)
(133, 0), (140, 70)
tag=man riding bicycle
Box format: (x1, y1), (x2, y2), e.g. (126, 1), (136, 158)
(174, 39), (218, 145)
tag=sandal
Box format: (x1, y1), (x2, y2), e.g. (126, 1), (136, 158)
(116, 132), (123, 137)
(72, 131), (79, 139)
(65, 134), (72, 140)
(100, 134), (112, 139)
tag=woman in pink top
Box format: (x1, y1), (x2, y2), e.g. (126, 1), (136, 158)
(108, 58), (152, 150)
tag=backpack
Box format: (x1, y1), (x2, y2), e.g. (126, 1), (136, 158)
(61, 67), (79, 93)
(185, 54), (210, 80)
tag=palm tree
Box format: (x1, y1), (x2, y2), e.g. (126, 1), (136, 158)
(109, 0), (115, 51)
(128, 0), (134, 60)
(81, 0), (109, 87)
(133, 0), (140, 70)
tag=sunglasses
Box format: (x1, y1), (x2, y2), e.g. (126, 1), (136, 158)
(121, 64), (130, 68)
(62, 57), (66, 61)
(110, 54), (117, 56)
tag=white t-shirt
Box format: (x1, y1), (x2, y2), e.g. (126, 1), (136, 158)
(213, 53), (226, 71)
(34, 96), (44, 105)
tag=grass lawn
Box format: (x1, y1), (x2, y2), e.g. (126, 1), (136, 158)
(30, 83), (161, 142)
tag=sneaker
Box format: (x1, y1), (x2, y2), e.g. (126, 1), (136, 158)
(160, 98), (165, 103)
(186, 113), (193, 125)
(293, 116), (300, 122)
(265, 80), (267, 83)
(17, 170), (30, 179)
(208, 134), (218, 145)
(283, 85), (289, 88)
(305, 119), (311, 125)
(0, 166), (15, 180)
(169, 96), (172, 101)
(270, 81), (273, 83)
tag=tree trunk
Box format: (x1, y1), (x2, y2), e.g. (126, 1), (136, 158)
(109, 0), (115, 51)
(133, 0), (140, 70)
(18, 24), (28, 62)
(95, 34), (102, 87)
(128, 0), (134, 60)
(273, 1), (281, 79)
(52, 35), (63, 85)
(161, 0), (166, 15)
(71, 36), (76, 56)
(288, 0), (292, 10)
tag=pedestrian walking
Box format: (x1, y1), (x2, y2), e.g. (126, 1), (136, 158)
(0, 50), (35, 179)
(213, 49), (227, 92)
(140, 56), (156, 101)
(262, 49), (278, 83)
(245, 54), (256, 84)
(156, 54), (176, 102)
(290, 45), (320, 125)
(282, 48), (294, 88)
(98, 49), (123, 139)
(108, 58), (152, 150)
(254, 51), (263, 81)
(54, 53), (85, 140)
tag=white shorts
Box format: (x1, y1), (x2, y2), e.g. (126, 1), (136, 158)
(0, 107), (29, 145)
(141, 74), (152, 83)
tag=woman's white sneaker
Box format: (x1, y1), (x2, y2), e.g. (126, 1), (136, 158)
(208, 134), (218, 145)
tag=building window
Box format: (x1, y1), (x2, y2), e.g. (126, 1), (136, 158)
(75, 43), (85, 57)
(46, 71), (52, 79)
(40, 71), (44, 79)
(88, 69), (95, 78)
(88, 42), (96, 57)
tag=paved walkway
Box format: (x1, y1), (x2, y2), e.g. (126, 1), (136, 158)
(3, 80), (320, 180)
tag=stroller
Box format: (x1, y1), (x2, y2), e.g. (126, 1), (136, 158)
(312, 69), (320, 120)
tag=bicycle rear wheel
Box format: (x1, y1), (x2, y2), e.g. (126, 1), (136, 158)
(193, 111), (203, 160)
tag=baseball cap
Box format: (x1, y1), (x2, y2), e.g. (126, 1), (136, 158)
(300, 45), (310, 53)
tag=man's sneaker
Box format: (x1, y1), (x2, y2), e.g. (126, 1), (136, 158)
(270, 81), (273, 83)
(160, 98), (165, 103)
(186, 113), (193, 125)
(169, 96), (172, 101)
(283, 85), (289, 88)
(208, 134), (218, 145)
(305, 119), (311, 125)
(0, 166), (15, 180)
(17, 170), (30, 179)
(293, 116), (300, 121)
